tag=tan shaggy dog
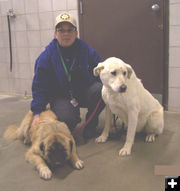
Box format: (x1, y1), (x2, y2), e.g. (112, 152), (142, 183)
(4, 110), (84, 180)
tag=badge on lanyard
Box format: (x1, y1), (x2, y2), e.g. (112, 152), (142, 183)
(69, 90), (78, 107)
(70, 98), (79, 107)
(56, 42), (78, 107)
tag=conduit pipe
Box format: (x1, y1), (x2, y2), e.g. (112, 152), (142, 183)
(7, 9), (15, 72)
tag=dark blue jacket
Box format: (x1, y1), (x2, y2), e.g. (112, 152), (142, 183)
(31, 38), (101, 115)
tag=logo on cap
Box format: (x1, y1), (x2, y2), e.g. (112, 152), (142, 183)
(60, 13), (70, 21)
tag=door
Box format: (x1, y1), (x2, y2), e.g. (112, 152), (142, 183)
(78, 0), (168, 105)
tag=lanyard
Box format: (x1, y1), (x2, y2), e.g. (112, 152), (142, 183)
(56, 42), (76, 83)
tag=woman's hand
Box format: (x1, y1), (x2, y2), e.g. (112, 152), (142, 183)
(29, 115), (40, 134)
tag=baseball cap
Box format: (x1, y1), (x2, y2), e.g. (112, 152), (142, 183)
(55, 13), (77, 28)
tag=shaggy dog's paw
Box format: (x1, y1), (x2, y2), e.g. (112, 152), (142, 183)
(75, 160), (84, 169)
(119, 147), (131, 156)
(145, 134), (156, 142)
(95, 135), (108, 143)
(39, 166), (52, 180)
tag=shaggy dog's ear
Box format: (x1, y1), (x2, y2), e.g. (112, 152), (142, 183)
(93, 63), (104, 76)
(126, 64), (133, 79)
(70, 140), (73, 153)
(40, 142), (45, 154)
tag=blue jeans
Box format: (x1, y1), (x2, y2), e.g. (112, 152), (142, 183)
(50, 82), (105, 132)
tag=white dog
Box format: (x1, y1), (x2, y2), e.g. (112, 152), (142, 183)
(93, 57), (164, 156)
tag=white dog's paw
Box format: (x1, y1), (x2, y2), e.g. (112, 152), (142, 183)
(145, 134), (156, 142)
(95, 135), (108, 143)
(39, 166), (52, 180)
(119, 147), (131, 156)
(75, 160), (84, 170)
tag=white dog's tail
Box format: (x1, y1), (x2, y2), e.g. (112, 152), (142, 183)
(3, 125), (18, 141)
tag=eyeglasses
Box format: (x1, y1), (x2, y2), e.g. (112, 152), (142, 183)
(56, 28), (76, 34)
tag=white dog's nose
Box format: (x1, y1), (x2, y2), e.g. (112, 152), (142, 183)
(119, 84), (127, 93)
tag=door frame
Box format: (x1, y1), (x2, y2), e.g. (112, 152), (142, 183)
(162, 0), (169, 110)
(78, 0), (169, 110)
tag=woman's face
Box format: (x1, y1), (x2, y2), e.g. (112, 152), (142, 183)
(55, 22), (78, 47)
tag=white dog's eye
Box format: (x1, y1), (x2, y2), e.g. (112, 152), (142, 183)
(111, 71), (116, 76)
(123, 71), (126, 76)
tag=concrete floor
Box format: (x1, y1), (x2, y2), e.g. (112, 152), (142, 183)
(0, 95), (180, 191)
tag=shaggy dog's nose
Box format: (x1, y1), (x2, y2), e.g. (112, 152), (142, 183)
(119, 84), (127, 92)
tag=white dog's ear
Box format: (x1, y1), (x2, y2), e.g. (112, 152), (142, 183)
(126, 64), (133, 79)
(93, 63), (104, 76)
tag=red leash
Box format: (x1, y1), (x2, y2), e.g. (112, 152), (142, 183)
(72, 99), (102, 135)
